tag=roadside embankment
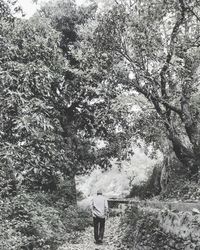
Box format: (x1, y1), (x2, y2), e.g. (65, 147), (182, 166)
(119, 201), (200, 250)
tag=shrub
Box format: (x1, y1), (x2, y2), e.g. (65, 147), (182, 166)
(0, 191), (91, 250)
(120, 206), (171, 250)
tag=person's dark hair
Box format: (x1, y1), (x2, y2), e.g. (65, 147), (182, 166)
(97, 189), (102, 195)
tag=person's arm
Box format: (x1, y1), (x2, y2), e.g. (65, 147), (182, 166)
(105, 198), (109, 217)
(90, 198), (94, 216)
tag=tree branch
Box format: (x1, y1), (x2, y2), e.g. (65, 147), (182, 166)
(185, 1), (200, 22)
(160, 0), (186, 99)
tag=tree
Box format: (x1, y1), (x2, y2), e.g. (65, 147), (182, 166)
(77, 0), (200, 180)
(0, 0), (22, 20)
(0, 6), (76, 194)
(0, 0), (133, 197)
(36, 0), (134, 170)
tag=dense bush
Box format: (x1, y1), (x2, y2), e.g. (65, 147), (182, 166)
(120, 206), (171, 250)
(160, 179), (200, 200)
(0, 192), (91, 250)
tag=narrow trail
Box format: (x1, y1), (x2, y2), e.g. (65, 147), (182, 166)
(59, 217), (122, 250)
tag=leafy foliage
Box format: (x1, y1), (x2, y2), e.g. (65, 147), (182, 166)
(0, 14), (72, 192)
(0, 1), (127, 248)
(0, 191), (91, 250)
(36, 0), (136, 169)
(0, 0), (22, 21)
(79, 0), (200, 179)
(2, 0), (200, 247)
(120, 206), (170, 250)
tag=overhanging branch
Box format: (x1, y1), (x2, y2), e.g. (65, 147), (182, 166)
(160, 0), (186, 99)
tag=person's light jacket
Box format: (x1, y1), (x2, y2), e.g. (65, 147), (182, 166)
(90, 195), (108, 218)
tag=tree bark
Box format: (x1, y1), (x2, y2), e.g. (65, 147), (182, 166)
(168, 130), (199, 181)
(180, 96), (200, 180)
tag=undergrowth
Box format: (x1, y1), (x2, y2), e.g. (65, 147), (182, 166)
(0, 191), (91, 250)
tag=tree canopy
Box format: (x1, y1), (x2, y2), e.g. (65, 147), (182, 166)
(1, 0), (200, 198)
(3, 0), (200, 249)
(0, 0), (132, 196)
(77, 0), (200, 179)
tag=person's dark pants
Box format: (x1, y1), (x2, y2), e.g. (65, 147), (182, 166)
(93, 216), (105, 242)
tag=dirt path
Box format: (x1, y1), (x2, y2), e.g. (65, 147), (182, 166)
(59, 217), (122, 250)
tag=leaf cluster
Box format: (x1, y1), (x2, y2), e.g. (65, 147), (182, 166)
(0, 191), (91, 250)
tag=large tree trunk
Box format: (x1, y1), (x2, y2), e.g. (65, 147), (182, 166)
(159, 95), (200, 181)
(181, 96), (200, 180)
(168, 127), (199, 181)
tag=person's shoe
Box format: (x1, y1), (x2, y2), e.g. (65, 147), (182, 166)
(95, 240), (103, 244)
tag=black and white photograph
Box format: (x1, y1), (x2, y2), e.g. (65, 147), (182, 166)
(0, 0), (200, 249)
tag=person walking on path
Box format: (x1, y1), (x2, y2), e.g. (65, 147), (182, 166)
(90, 189), (109, 244)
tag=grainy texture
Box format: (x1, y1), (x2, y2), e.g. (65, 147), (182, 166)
(59, 217), (123, 250)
